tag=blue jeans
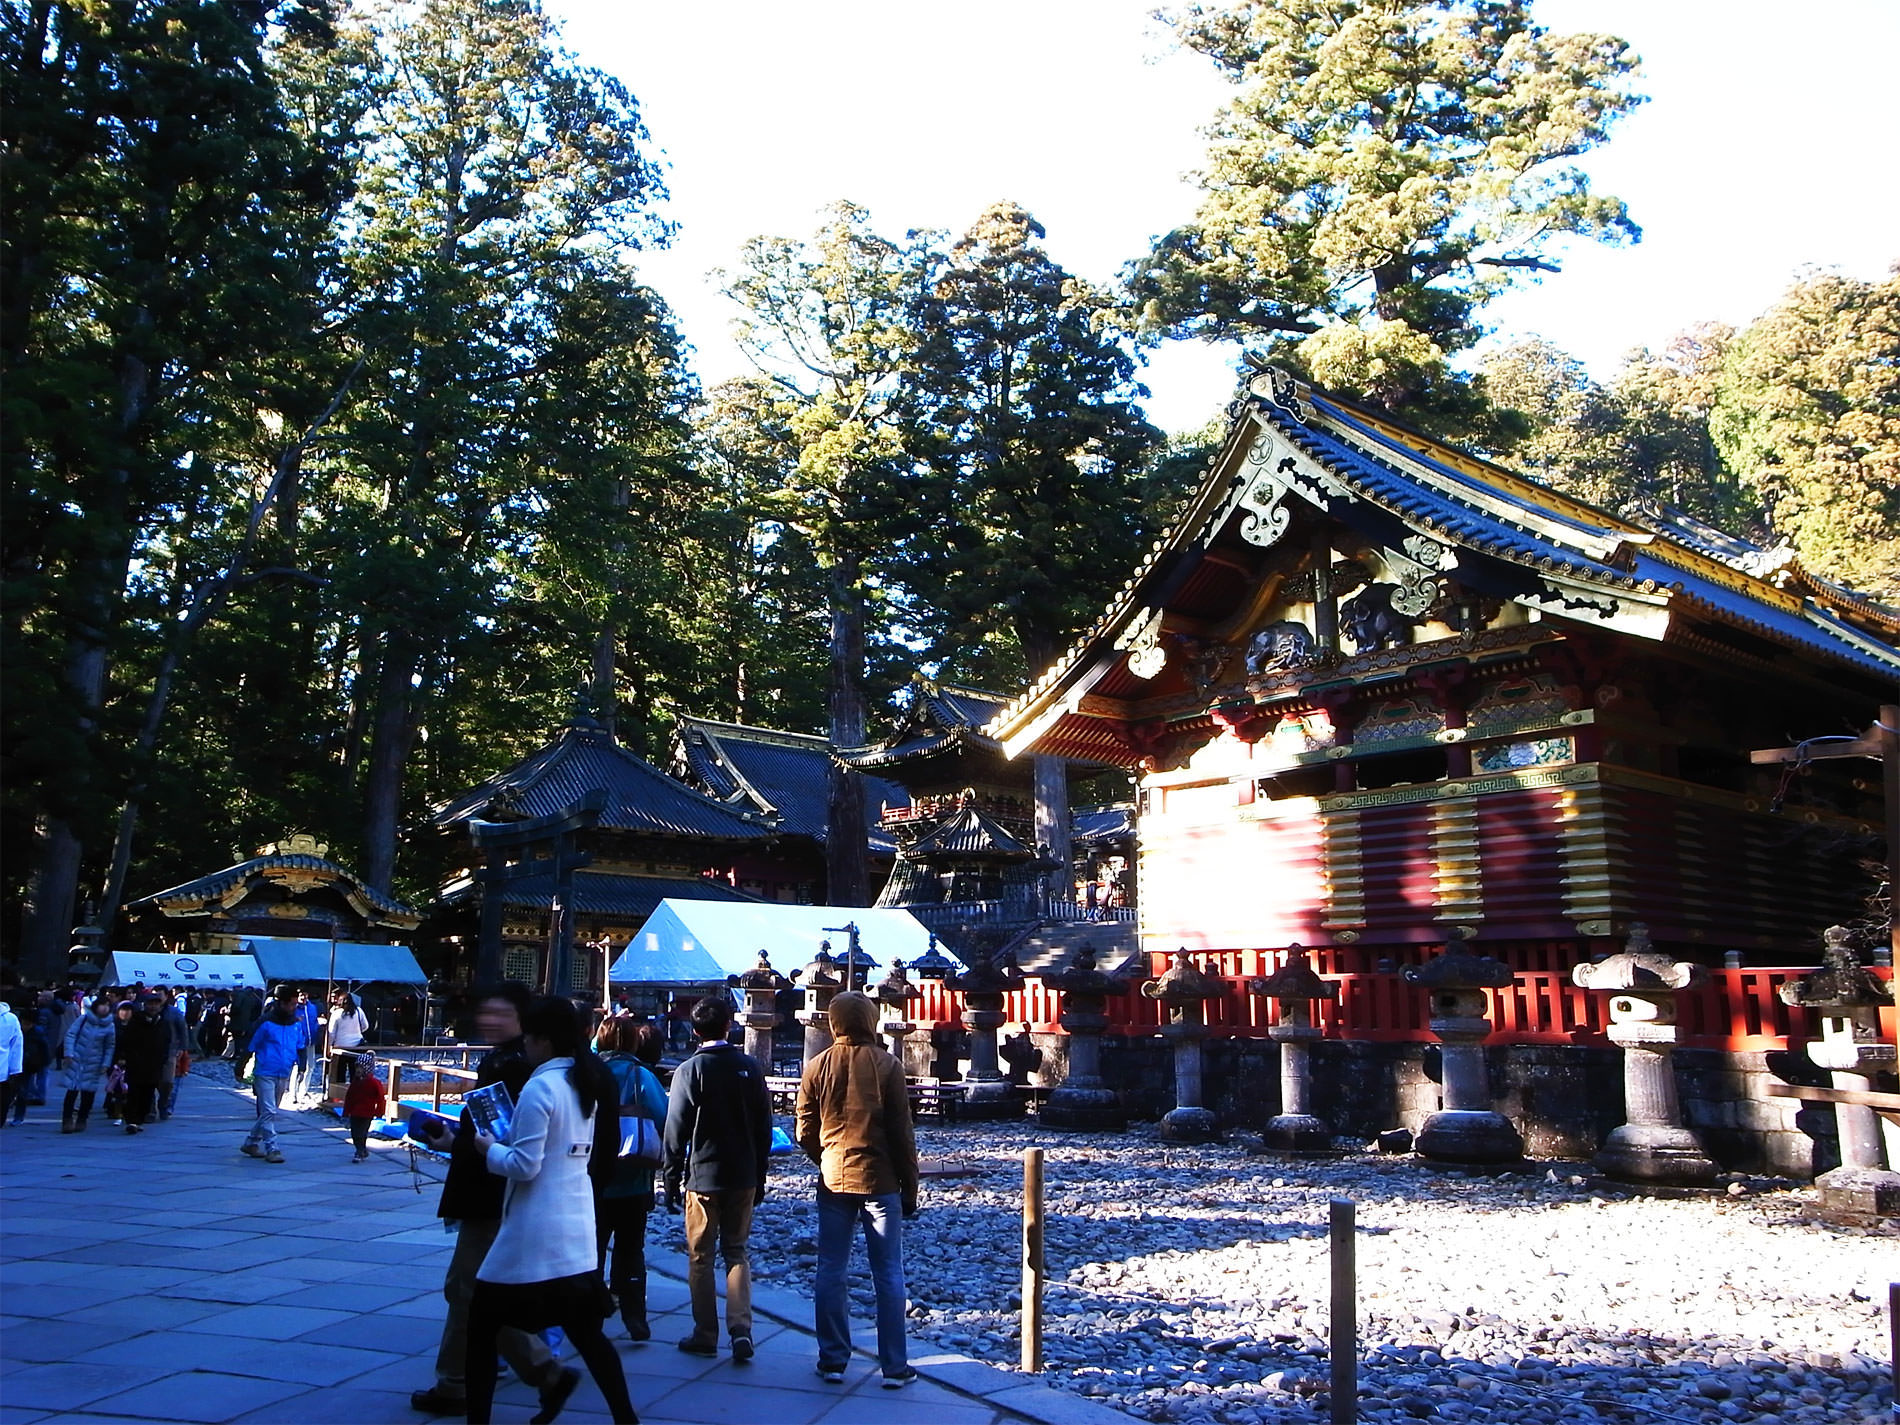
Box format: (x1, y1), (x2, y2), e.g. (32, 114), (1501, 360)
(814, 1187), (908, 1377)
(244, 1075), (286, 1151)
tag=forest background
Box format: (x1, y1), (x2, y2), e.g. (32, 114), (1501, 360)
(3, 0), (1895, 973)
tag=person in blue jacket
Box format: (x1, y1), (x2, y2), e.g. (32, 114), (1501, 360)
(241, 985), (307, 1163)
(597, 1017), (670, 1341)
(293, 988), (323, 1101)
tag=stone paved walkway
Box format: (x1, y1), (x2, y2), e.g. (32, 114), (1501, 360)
(0, 1076), (1130, 1425)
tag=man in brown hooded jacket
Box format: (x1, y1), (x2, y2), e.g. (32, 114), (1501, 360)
(794, 990), (920, 1388)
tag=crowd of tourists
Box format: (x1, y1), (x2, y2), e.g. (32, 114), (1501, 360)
(1, 975), (921, 1424)
(0, 979), (377, 1148)
(391, 982), (921, 1425)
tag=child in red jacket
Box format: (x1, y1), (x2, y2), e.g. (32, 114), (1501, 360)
(342, 1054), (386, 1163)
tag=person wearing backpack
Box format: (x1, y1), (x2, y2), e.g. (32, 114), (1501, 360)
(596, 1016), (668, 1341)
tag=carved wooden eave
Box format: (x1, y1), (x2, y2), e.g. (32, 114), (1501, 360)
(129, 838), (422, 932)
(986, 369), (1900, 767)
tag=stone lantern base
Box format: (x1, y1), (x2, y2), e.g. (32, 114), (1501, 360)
(1595, 1122), (1719, 1186)
(1815, 1165), (1900, 1218)
(1042, 1085), (1125, 1133)
(957, 1080), (1025, 1120)
(1159, 1105), (1219, 1143)
(1415, 1109), (1523, 1164)
(1263, 1112), (1333, 1152)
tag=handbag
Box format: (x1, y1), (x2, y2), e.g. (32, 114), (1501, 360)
(616, 1063), (664, 1167)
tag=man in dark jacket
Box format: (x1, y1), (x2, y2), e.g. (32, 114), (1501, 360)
(663, 993), (770, 1363)
(408, 983), (575, 1419)
(116, 995), (173, 1134)
(227, 987), (262, 1077)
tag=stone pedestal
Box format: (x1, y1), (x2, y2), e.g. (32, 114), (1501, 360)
(1404, 947), (1522, 1164)
(1043, 944), (1133, 1132)
(1248, 946), (1338, 1152)
(1142, 950), (1227, 1143)
(737, 951), (787, 1070)
(1780, 928), (1900, 1216)
(796, 943), (843, 1070)
(948, 951), (1026, 1119)
(1573, 925), (1717, 1185)
(871, 960), (919, 1063)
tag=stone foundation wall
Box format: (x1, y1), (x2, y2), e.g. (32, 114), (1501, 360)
(1010, 1030), (1843, 1177)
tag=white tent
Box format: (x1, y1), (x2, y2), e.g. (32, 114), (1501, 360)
(608, 900), (960, 985)
(102, 951), (264, 989)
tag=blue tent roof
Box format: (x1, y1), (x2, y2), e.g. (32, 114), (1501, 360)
(238, 937), (427, 985)
(608, 900), (961, 985)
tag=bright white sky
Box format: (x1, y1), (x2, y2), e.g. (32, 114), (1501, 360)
(545, 0), (1898, 436)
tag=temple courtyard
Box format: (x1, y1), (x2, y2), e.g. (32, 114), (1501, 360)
(1, 1069), (1893, 1425)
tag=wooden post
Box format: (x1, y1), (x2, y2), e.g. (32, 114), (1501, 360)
(1330, 1197), (1356, 1425)
(1021, 1147), (1045, 1373)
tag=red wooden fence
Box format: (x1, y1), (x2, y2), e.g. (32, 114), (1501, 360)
(905, 961), (1892, 1054)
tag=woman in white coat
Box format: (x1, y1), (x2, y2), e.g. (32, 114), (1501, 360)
(466, 997), (636, 1425)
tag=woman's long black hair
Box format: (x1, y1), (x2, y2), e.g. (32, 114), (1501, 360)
(520, 996), (599, 1121)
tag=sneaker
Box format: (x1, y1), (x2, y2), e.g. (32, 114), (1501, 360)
(677, 1337), (719, 1357)
(730, 1335), (754, 1364)
(240, 1142), (263, 1157)
(265, 1149), (285, 1164)
(816, 1365), (845, 1384)
(882, 1368), (919, 1389)
(408, 1387), (465, 1416)
(530, 1364), (580, 1425)
(353, 1150), (369, 1162)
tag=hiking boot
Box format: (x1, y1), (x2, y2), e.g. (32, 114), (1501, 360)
(622, 1313), (650, 1342)
(61, 1116), (76, 1134)
(730, 1335), (754, 1364)
(408, 1387), (465, 1416)
(264, 1148), (285, 1163)
(240, 1142), (264, 1157)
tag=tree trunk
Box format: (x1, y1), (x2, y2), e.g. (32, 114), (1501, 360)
(825, 551), (870, 907)
(362, 628), (422, 894)
(1033, 755), (1072, 910)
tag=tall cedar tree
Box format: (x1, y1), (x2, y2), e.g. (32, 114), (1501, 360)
(1129, 0), (1642, 431)
(1, 0), (344, 977)
(1710, 267), (1900, 599)
(719, 202), (934, 906)
(326, 0), (669, 892)
(901, 202), (1162, 686)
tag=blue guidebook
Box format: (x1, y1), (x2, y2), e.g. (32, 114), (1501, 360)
(463, 1081), (515, 1143)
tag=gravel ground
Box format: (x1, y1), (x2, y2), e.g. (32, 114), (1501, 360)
(648, 1120), (1897, 1425)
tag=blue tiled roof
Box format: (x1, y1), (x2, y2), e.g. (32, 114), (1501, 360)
(838, 678), (1009, 770)
(1273, 392), (1900, 682)
(674, 718), (905, 854)
(907, 804), (1033, 860)
(441, 871), (755, 918)
(129, 854), (419, 927)
(1073, 804), (1135, 847)
(433, 723), (770, 842)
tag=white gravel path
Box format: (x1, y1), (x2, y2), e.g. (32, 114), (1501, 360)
(654, 1120), (1897, 1425)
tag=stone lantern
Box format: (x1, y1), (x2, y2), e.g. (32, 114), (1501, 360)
(909, 937), (963, 1081)
(796, 942), (843, 1068)
(870, 958), (920, 1068)
(947, 948), (1027, 1118)
(1403, 945), (1522, 1163)
(1141, 949), (1228, 1143)
(737, 950), (788, 1070)
(1246, 944), (1339, 1151)
(1779, 926), (1900, 1216)
(1043, 943), (1137, 1131)
(1572, 923), (1718, 1185)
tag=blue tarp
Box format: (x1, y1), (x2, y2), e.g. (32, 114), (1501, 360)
(239, 937), (428, 985)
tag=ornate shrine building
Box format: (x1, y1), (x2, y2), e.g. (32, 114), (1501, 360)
(127, 834), (420, 954)
(432, 717), (774, 994)
(978, 371), (1897, 1172)
(993, 370), (1897, 960)
(670, 715), (907, 901)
